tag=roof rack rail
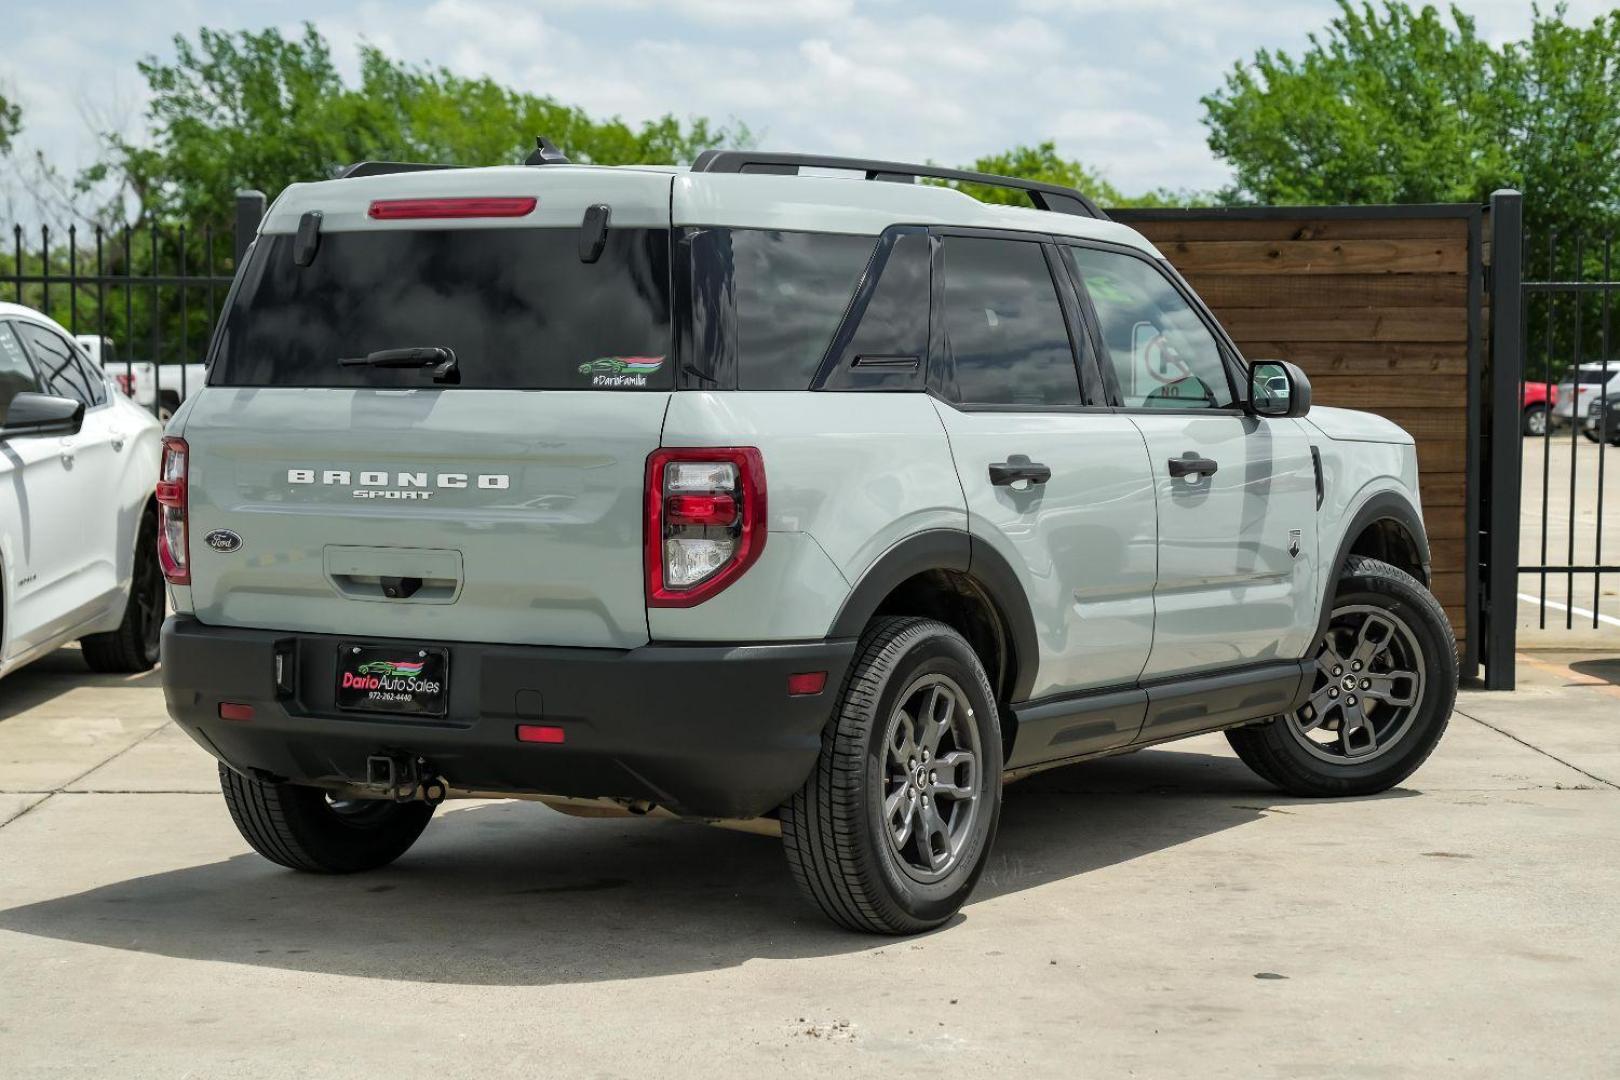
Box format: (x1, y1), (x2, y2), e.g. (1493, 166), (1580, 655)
(337, 161), (463, 180)
(689, 150), (1109, 220)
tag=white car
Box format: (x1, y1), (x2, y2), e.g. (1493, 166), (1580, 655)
(74, 335), (206, 421)
(0, 303), (164, 678)
(1552, 362), (1620, 428)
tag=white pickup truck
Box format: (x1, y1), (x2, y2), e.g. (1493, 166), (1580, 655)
(75, 335), (206, 420)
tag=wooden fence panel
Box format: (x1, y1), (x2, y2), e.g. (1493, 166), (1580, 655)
(1114, 207), (1480, 654)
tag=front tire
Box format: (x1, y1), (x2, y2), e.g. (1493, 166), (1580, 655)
(781, 617), (1003, 934)
(220, 764), (435, 873)
(1227, 556), (1457, 797)
(80, 507), (162, 674)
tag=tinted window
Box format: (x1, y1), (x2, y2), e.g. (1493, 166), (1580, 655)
(0, 323), (43, 423)
(18, 323), (104, 407)
(1065, 246), (1234, 409)
(686, 228), (875, 390)
(211, 228), (672, 390)
(941, 237), (1079, 406)
(823, 230), (931, 391)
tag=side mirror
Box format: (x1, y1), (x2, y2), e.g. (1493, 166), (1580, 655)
(1249, 360), (1312, 418)
(1, 393), (85, 440)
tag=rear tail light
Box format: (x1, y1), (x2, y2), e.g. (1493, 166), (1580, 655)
(645, 448), (766, 607)
(115, 373), (136, 396)
(156, 435), (190, 585)
(367, 197), (537, 220)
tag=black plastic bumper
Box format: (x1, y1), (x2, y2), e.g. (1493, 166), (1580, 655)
(161, 616), (855, 819)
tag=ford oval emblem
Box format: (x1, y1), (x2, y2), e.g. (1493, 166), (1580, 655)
(204, 529), (243, 554)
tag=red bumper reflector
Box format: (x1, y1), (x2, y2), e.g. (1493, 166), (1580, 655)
(787, 671), (827, 696)
(368, 197), (537, 220)
(517, 724), (566, 744)
(218, 702), (255, 721)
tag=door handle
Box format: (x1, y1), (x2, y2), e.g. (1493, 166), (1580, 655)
(1167, 454), (1219, 479)
(988, 456), (1052, 487)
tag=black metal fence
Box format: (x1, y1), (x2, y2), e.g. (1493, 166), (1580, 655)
(3, 191), (264, 417)
(1482, 189), (1620, 688)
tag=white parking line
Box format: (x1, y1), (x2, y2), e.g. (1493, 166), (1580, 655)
(1517, 592), (1620, 628)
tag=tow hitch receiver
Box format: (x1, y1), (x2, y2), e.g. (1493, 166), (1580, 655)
(365, 754), (446, 805)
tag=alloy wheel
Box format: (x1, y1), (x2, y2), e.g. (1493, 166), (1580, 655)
(1287, 604), (1427, 764)
(880, 673), (983, 882)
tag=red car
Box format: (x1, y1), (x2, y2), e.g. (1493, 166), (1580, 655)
(1523, 380), (1558, 436)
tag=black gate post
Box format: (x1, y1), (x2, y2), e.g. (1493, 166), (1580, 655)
(233, 190), (266, 268)
(1483, 189), (1524, 689)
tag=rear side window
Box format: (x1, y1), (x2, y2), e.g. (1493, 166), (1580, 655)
(210, 227), (672, 390)
(17, 322), (105, 407)
(0, 323), (43, 423)
(941, 237), (1080, 407)
(686, 227), (875, 390)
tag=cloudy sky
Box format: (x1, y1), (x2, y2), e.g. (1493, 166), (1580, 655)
(3, 0), (1612, 200)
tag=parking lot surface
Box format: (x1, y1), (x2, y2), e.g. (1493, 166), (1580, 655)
(1, 648), (1616, 1078)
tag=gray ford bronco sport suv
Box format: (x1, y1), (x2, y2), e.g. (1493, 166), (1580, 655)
(161, 145), (1457, 934)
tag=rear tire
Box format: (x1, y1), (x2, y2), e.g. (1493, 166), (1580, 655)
(219, 764), (435, 873)
(1227, 556), (1456, 797)
(1583, 427), (1601, 443)
(781, 616), (1003, 934)
(1522, 404), (1548, 436)
(80, 508), (162, 674)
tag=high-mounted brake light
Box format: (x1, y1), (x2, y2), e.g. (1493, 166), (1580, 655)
(645, 448), (766, 608)
(157, 436), (190, 585)
(367, 197), (537, 220)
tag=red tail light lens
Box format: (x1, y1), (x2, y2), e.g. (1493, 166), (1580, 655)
(645, 447), (766, 607)
(367, 197), (537, 220)
(115, 373), (136, 396)
(157, 435), (190, 585)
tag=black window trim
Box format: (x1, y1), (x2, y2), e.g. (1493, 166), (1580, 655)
(12, 316), (109, 411)
(924, 225), (1110, 413)
(1057, 237), (1252, 416)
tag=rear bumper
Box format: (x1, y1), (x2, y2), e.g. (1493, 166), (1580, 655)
(161, 616), (855, 818)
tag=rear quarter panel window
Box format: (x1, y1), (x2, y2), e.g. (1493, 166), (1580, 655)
(686, 227), (876, 391)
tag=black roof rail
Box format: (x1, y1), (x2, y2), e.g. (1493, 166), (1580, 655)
(337, 161), (463, 180)
(689, 150), (1109, 220)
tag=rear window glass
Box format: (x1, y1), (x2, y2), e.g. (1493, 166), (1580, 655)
(686, 227), (876, 390)
(210, 227), (672, 390)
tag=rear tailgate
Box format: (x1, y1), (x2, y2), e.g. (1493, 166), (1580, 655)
(181, 166), (675, 648)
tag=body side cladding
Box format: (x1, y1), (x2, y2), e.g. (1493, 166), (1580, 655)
(827, 528), (1041, 704)
(1005, 659), (1311, 773)
(1316, 490), (1432, 644)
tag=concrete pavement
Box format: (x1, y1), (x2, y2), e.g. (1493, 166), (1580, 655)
(1, 647), (1616, 1078)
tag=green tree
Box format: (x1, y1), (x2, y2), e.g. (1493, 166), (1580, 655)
(948, 142), (1210, 210)
(88, 24), (750, 228)
(1202, 2), (1620, 235)
(0, 91), (19, 155)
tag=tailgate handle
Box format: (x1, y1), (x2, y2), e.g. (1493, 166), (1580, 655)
(380, 576), (423, 600)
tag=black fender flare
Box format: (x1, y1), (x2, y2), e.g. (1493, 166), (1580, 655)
(829, 528), (1041, 703)
(1314, 490), (1431, 643)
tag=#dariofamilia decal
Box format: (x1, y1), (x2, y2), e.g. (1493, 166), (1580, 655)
(578, 355), (664, 387)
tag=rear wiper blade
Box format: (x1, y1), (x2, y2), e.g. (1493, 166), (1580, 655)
(339, 346), (460, 384)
